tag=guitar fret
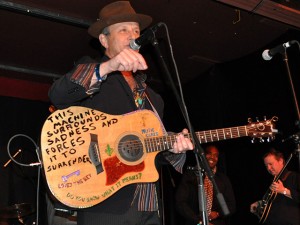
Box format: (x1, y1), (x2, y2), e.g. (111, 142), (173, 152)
(229, 128), (233, 138)
(148, 138), (153, 152)
(153, 137), (159, 152)
(210, 130), (215, 142)
(202, 132), (207, 143)
(231, 127), (237, 138)
(203, 131), (209, 142)
(164, 136), (169, 150)
(158, 137), (163, 151)
(150, 138), (156, 152)
(212, 130), (219, 141)
(242, 126), (247, 136)
(217, 129), (224, 140)
(169, 135), (175, 149)
(211, 130), (217, 141)
(152, 138), (157, 152)
(145, 138), (150, 152)
(239, 127), (244, 136)
(152, 138), (158, 152)
(165, 136), (170, 149)
(163, 136), (168, 150)
(155, 138), (160, 151)
(219, 130), (224, 140)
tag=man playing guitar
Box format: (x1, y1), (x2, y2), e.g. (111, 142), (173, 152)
(250, 148), (300, 225)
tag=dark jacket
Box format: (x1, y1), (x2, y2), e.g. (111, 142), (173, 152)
(265, 170), (300, 225)
(175, 169), (236, 225)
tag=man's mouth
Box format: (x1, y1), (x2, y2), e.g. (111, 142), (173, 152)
(208, 159), (214, 164)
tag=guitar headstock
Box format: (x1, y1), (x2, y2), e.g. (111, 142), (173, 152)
(246, 116), (279, 142)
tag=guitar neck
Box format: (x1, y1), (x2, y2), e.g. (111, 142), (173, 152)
(145, 125), (248, 153)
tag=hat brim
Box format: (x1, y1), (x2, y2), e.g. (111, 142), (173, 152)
(88, 13), (152, 38)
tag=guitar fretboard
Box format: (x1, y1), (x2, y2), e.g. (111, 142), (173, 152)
(145, 126), (248, 153)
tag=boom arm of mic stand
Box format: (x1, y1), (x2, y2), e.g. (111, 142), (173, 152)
(150, 38), (230, 222)
(281, 50), (300, 171)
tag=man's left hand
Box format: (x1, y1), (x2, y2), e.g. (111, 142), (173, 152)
(171, 128), (193, 153)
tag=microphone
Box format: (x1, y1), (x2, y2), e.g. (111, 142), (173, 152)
(262, 40), (297, 60)
(130, 22), (163, 50)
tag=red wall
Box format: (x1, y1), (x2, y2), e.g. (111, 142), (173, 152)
(0, 77), (51, 102)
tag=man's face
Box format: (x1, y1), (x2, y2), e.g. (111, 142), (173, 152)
(205, 146), (219, 169)
(101, 22), (140, 58)
(264, 154), (284, 176)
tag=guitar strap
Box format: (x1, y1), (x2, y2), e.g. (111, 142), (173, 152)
(132, 73), (160, 211)
(135, 72), (167, 134)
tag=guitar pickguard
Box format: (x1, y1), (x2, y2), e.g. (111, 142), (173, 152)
(104, 156), (145, 185)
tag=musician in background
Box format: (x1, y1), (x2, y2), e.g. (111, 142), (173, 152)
(48, 1), (193, 225)
(175, 145), (236, 225)
(250, 148), (300, 225)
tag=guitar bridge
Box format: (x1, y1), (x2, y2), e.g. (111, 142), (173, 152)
(88, 133), (104, 174)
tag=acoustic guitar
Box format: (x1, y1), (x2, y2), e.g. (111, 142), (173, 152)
(40, 106), (278, 208)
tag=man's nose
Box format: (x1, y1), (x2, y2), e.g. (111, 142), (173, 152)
(267, 165), (272, 171)
(129, 30), (139, 39)
(130, 33), (139, 40)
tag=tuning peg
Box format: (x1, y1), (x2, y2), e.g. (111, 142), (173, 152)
(263, 116), (267, 121)
(259, 137), (264, 143)
(266, 137), (272, 142)
(248, 118), (252, 123)
(256, 117), (259, 122)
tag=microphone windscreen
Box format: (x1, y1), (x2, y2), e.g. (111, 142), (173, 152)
(262, 49), (272, 61)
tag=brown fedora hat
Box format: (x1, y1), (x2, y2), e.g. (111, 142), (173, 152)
(88, 1), (152, 38)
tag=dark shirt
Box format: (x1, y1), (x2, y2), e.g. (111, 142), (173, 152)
(175, 169), (236, 225)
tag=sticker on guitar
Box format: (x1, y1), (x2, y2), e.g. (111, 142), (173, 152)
(62, 170), (80, 182)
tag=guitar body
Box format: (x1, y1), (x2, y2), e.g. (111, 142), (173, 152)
(41, 106), (165, 208)
(255, 171), (290, 223)
(256, 191), (277, 224)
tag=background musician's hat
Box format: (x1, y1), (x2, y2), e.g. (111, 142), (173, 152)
(88, 1), (152, 38)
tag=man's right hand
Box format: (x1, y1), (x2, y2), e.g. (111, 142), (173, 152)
(250, 201), (258, 213)
(103, 49), (148, 74)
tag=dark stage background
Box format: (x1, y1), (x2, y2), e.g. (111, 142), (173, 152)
(0, 32), (300, 225)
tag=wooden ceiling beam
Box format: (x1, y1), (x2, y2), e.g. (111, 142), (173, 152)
(217, 0), (300, 29)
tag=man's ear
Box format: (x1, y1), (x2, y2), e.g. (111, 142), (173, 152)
(99, 34), (108, 48)
(279, 158), (285, 165)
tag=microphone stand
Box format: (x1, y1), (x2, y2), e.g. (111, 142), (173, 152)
(150, 35), (229, 225)
(281, 48), (300, 171)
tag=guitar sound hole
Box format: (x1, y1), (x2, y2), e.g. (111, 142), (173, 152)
(118, 135), (144, 162)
